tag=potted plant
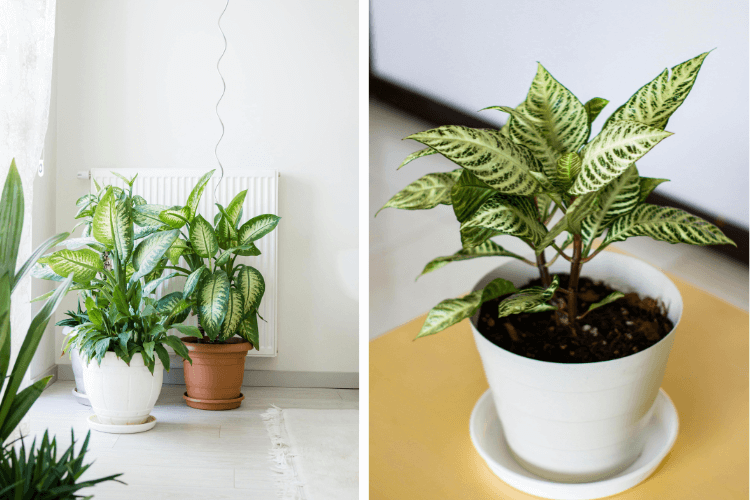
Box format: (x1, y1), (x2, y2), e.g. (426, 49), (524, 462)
(34, 174), (196, 429)
(0, 159), (123, 495)
(135, 169), (280, 410)
(380, 52), (733, 489)
(56, 303), (91, 405)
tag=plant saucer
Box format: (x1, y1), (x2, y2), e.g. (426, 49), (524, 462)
(87, 414), (157, 434)
(469, 388), (679, 500)
(71, 388), (91, 406)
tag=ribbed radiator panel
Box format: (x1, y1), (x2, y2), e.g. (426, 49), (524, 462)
(90, 168), (278, 357)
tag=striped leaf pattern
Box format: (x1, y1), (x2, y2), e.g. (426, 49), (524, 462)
(186, 170), (215, 220)
(159, 206), (191, 229)
(131, 229), (180, 282)
(450, 169), (496, 223)
(605, 52), (710, 130)
(570, 120), (672, 195)
(221, 289), (244, 339)
(133, 204), (169, 227)
(182, 265), (206, 299)
(497, 275), (559, 318)
(190, 215), (219, 258)
(377, 170), (461, 215)
(460, 226), (502, 249)
(37, 249), (103, 284)
(584, 97), (609, 126)
(93, 188), (133, 262)
(197, 270), (230, 340)
(238, 214), (281, 244)
(406, 126), (542, 195)
(416, 278), (518, 338)
(638, 176), (669, 203)
(536, 192), (599, 251)
(236, 265), (265, 312)
(555, 152), (581, 191)
(460, 194), (547, 247)
(239, 312), (259, 350)
(418, 240), (528, 278)
(604, 204), (735, 247)
(397, 148), (437, 170)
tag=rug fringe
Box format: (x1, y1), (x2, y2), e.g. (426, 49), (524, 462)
(262, 405), (305, 500)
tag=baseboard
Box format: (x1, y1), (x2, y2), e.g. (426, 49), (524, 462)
(30, 365), (58, 390)
(58, 364), (358, 389)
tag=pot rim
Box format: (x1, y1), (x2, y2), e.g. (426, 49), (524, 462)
(470, 252), (683, 368)
(181, 336), (252, 353)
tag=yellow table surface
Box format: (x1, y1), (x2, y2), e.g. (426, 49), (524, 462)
(370, 259), (749, 499)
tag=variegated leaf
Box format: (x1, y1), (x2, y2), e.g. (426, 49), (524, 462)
(132, 195), (147, 206)
(131, 229), (180, 282)
(133, 204), (170, 227)
(497, 275), (559, 318)
(236, 265), (265, 312)
(555, 152), (581, 192)
(238, 214), (281, 244)
(166, 238), (191, 266)
(159, 206), (191, 229)
(30, 263), (65, 282)
(582, 292), (625, 317)
(56, 236), (105, 251)
(397, 147), (437, 170)
(536, 192), (599, 252)
(584, 97), (609, 126)
(156, 292), (190, 323)
(143, 272), (178, 294)
(581, 164), (641, 252)
(189, 214), (219, 258)
(418, 240), (528, 278)
(416, 278), (518, 338)
(460, 226), (502, 249)
(450, 169), (495, 223)
(536, 193), (554, 222)
(225, 190), (248, 226)
(377, 170), (461, 215)
(37, 249), (103, 284)
(92, 187), (133, 261)
(198, 270), (230, 340)
(239, 312), (259, 349)
(604, 52), (710, 130)
(406, 126), (542, 195)
(461, 193), (547, 247)
(221, 289), (244, 339)
(604, 204), (735, 247)
(233, 242), (261, 257)
(215, 204), (239, 250)
(183, 265), (207, 298)
(570, 120), (672, 195)
(186, 170), (215, 220)
(638, 177), (669, 203)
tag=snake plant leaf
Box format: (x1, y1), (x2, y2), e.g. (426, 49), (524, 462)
(581, 164), (641, 252)
(604, 52), (710, 130)
(536, 192), (600, 252)
(238, 312), (259, 349)
(0, 160), (23, 278)
(377, 170), (461, 216)
(236, 265), (265, 312)
(584, 97), (609, 126)
(238, 214), (281, 244)
(13, 231), (70, 293)
(604, 204), (735, 247)
(37, 249), (103, 284)
(570, 120), (672, 195)
(555, 152), (582, 192)
(450, 169), (496, 223)
(189, 214), (219, 258)
(221, 289), (244, 339)
(143, 272), (178, 295)
(133, 204), (170, 227)
(226, 190), (248, 226)
(185, 169), (215, 220)
(638, 177), (670, 203)
(131, 229), (180, 282)
(197, 270), (230, 340)
(93, 188), (133, 262)
(183, 266), (207, 298)
(398, 147), (438, 170)
(159, 206), (191, 229)
(416, 278), (518, 338)
(418, 240), (529, 279)
(460, 193), (547, 247)
(497, 275), (559, 318)
(582, 292), (625, 317)
(405, 126), (543, 195)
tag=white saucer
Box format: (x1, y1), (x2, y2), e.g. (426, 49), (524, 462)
(87, 414), (157, 434)
(72, 388), (91, 406)
(469, 388), (679, 500)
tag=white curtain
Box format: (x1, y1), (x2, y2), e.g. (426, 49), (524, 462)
(0, 0), (56, 402)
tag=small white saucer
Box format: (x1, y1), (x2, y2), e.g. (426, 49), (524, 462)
(87, 414), (157, 434)
(469, 388), (678, 500)
(72, 388), (91, 406)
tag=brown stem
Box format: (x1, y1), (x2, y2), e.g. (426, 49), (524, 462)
(567, 235), (583, 328)
(536, 251), (551, 287)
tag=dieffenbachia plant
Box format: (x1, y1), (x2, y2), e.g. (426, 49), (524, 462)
(33, 173), (195, 372)
(379, 52), (735, 338)
(133, 170), (280, 349)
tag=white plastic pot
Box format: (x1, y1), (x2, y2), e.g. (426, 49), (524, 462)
(82, 351), (163, 425)
(471, 252), (682, 483)
(61, 326), (87, 396)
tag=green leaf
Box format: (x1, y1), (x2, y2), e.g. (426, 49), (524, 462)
(536, 192), (599, 252)
(131, 230), (180, 282)
(154, 343), (171, 372)
(605, 204), (735, 247)
(186, 170), (215, 220)
(460, 193), (547, 247)
(406, 125), (542, 195)
(166, 238), (191, 265)
(215, 204), (239, 250)
(143, 341), (155, 361)
(13, 231), (70, 294)
(172, 324), (201, 338)
(198, 270), (230, 340)
(416, 278), (518, 338)
(225, 190), (248, 226)
(93, 187), (134, 262)
(604, 52), (710, 130)
(38, 248), (103, 284)
(397, 147), (437, 170)
(183, 266), (207, 298)
(133, 204), (170, 227)
(638, 177), (669, 203)
(143, 272), (178, 295)
(582, 292), (625, 317)
(0, 376), (51, 443)
(221, 289), (244, 339)
(233, 242), (261, 257)
(236, 265), (265, 312)
(377, 170), (461, 216)
(584, 97), (609, 126)
(189, 215), (219, 258)
(459, 226), (503, 250)
(0, 274), (10, 383)
(112, 285), (130, 315)
(497, 275), (559, 318)
(238, 214), (281, 244)
(111, 171), (137, 187)
(570, 120), (672, 195)
(162, 335), (192, 362)
(156, 292), (191, 323)
(450, 169), (496, 223)
(418, 240), (528, 278)
(555, 152), (582, 192)
(133, 194), (147, 206)
(238, 312), (259, 349)
(56, 236), (104, 251)
(159, 206), (191, 229)
(0, 160), (24, 277)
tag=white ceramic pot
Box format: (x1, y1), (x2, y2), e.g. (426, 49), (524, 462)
(61, 326), (87, 396)
(82, 351), (163, 425)
(470, 252), (682, 483)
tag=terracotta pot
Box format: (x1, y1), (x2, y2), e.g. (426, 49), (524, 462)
(182, 337), (251, 410)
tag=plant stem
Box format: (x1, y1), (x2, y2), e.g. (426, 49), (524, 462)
(567, 235), (583, 327)
(581, 243), (608, 263)
(536, 251), (551, 287)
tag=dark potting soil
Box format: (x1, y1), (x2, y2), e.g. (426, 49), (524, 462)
(477, 274), (674, 363)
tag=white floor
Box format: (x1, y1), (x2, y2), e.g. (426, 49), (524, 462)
(21, 381), (358, 499)
(370, 98), (749, 339)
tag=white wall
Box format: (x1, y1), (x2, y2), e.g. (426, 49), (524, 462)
(371, 0), (749, 229)
(52, 0), (358, 377)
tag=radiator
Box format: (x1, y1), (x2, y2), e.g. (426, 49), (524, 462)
(90, 168), (278, 357)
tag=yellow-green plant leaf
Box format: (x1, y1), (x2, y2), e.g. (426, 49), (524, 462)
(0, 160), (24, 278)
(377, 170), (461, 216)
(238, 214), (281, 244)
(536, 193), (554, 222)
(405, 125), (542, 195)
(159, 206), (191, 229)
(604, 52), (710, 130)
(37, 249), (103, 284)
(238, 312), (259, 349)
(197, 270), (230, 340)
(638, 177), (669, 203)
(215, 204), (239, 250)
(460, 193), (547, 247)
(605, 204), (735, 247)
(225, 190), (248, 226)
(186, 170), (215, 220)
(581, 292), (625, 318)
(570, 120), (672, 195)
(189, 214), (219, 258)
(182, 265), (206, 298)
(459, 226), (503, 249)
(236, 265), (265, 312)
(450, 169), (497, 223)
(131, 229), (180, 282)
(92, 187), (133, 261)
(497, 275), (559, 318)
(397, 147), (437, 170)
(221, 289), (244, 339)
(536, 192), (599, 252)
(418, 240), (528, 279)
(166, 238), (191, 265)
(555, 152), (582, 192)
(233, 242), (261, 257)
(584, 97), (609, 126)
(416, 278), (518, 338)
(133, 204), (170, 227)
